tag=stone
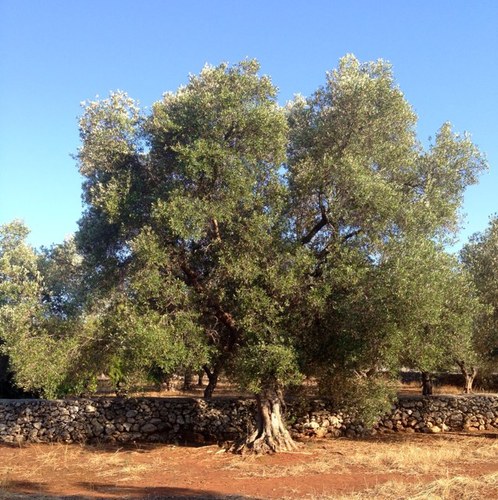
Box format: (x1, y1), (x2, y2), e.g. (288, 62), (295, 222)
(141, 423), (157, 434)
(93, 422), (104, 436)
(105, 423), (115, 434)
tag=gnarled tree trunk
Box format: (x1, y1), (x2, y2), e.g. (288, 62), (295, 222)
(203, 364), (220, 398)
(231, 379), (298, 454)
(456, 360), (477, 394)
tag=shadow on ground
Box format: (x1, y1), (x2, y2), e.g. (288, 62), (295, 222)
(1, 480), (257, 499)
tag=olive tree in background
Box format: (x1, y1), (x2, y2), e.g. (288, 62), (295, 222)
(461, 217), (498, 383)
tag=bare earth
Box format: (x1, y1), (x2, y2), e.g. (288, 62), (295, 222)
(1, 433), (497, 499)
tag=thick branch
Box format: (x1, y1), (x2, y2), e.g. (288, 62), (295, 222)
(301, 212), (329, 245)
(179, 261), (240, 340)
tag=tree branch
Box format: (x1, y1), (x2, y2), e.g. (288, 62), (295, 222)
(211, 218), (221, 242)
(301, 211), (329, 245)
(341, 229), (362, 243)
(179, 261), (240, 339)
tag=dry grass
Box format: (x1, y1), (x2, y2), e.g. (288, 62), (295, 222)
(341, 436), (498, 474)
(219, 435), (498, 479)
(333, 472), (498, 500)
(1, 435), (497, 499)
(0, 443), (170, 486)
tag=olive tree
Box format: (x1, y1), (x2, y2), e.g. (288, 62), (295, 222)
(461, 217), (498, 378)
(0, 221), (78, 397)
(27, 56), (485, 453)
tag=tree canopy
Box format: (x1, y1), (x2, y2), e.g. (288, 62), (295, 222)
(461, 217), (498, 373)
(0, 56), (489, 453)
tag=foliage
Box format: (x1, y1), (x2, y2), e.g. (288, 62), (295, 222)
(0, 221), (77, 398)
(1, 57), (488, 428)
(461, 217), (498, 371)
(38, 238), (86, 319)
(319, 369), (397, 427)
(286, 56), (486, 402)
(75, 60), (297, 395)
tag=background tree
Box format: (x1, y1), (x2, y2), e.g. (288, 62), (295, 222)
(38, 238), (86, 320)
(461, 217), (498, 377)
(0, 221), (76, 398)
(379, 240), (483, 394)
(0, 221), (40, 397)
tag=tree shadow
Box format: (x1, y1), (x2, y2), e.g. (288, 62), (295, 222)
(77, 481), (257, 498)
(1, 479), (257, 499)
(0, 480), (76, 499)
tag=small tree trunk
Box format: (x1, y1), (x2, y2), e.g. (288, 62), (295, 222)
(197, 370), (204, 386)
(182, 368), (193, 391)
(203, 365), (219, 398)
(456, 361), (477, 394)
(421, 371), (433, 396)
(231, 379), (298, 454)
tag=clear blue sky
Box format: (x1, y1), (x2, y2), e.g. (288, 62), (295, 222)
(1, 0), (497, 250)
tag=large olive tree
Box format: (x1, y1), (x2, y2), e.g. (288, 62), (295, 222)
(7, 56), (485, 453)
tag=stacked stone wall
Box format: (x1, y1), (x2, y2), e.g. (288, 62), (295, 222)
(0, 394), (496, 445)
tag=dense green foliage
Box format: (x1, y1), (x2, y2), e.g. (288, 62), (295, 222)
(0, 222), (78, 397)
(461, 218), (498, 371)
(0, 57), (492, 433)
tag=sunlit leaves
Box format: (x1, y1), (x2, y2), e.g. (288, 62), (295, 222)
(25, 56), (487, 401)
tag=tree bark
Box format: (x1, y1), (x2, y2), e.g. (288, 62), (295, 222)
(421, 371), (433, 396)
(456, 361), (477, 394)
(203, 364), (219, 398)
(231, 379), (298, 454)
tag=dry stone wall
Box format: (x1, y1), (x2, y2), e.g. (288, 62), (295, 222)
(0, 394), (497, 445)
(292, 395), (498, 439)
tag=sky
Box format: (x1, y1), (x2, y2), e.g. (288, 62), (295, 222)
(1, 0), (497, 251)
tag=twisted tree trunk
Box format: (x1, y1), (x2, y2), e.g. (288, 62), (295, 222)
(203, 364), (220, 398)
(456, 360), (477, 394)
(231, 379), (298, 454)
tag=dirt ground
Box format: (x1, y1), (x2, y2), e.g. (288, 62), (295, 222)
(0, 432), (497, 499)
